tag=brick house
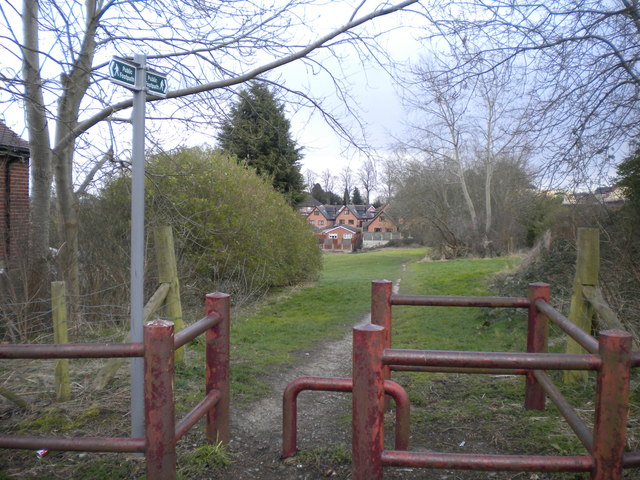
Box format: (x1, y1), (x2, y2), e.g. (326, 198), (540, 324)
(362, 208), (399, 233)
(302, 201), (400, 250)
(317, 225), (362, 252)
(0, 121), (30, 270)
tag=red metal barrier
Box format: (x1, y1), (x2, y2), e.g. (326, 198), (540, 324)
(0, 292), (230, 480)
(281, 376), (410, 458)
(354, 280), (638, 479)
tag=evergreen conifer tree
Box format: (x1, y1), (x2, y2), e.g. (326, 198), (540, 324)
(352, 187), (364, 205)
(218, 82), (305, 204)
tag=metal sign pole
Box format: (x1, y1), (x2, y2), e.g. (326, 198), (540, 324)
(130, 53), (146, 440)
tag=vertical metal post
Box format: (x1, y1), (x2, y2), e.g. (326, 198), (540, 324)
(352, 323), (385, 480)
(144, 320), (176, 480)
(205, 293), (230, 444)
(591, 330), (631, 480)
(525, 282), (549, 410)
(371, 280), (393, 409)
(130, 53), (147, 439)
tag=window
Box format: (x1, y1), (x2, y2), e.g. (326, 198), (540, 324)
(339, 220), (345, 225)
(314, 211), (320, 215)
(309, 220), (314, 225)
(344, 234), (352, 239)
(319, 220), (324, 226)
(348, 219), (354, 225)
(329, 233), (338, 239)
(380, 215), (386, 222)
(375, 228), (382, 232)
(386, 228), (393, 233)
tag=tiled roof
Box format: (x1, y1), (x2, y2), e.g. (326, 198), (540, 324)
(0, 120), (29, 155)
(323, 224), (359, 234)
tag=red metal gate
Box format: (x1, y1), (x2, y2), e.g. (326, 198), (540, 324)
(0, 292), (230, 480)
(350, 280), (639, 479)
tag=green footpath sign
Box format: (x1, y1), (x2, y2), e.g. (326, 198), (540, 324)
(109, 57), (138, 88)
(109, 57), (168, 96)
(146, 70), (168, 97)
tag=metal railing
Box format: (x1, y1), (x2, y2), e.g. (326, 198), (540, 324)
(349, 280), (638, 479)
(0, 292), (230, 480)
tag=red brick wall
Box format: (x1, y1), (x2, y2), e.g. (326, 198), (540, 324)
(366, 213), (398, 233)
(1, 156), (30, 264)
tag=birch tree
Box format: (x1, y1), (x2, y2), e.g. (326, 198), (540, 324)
(1, 0), (423, 310)
(402, 54), (531, 255)
(423, 0), (640, 185)
(358, 157), (377, 204)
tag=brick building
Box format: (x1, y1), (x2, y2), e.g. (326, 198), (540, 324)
(0, 121), (30, 270)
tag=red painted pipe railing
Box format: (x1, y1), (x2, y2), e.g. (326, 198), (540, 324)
(390, 294), (531, 309)
(535, 298), (599, 353)
(281, 376), (410, 458)
(360, 280), (638, 479)
(0, 292), (231, 480)
(381, 450), (594, 472)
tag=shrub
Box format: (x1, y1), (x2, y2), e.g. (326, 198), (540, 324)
(81, 147), (322, 308)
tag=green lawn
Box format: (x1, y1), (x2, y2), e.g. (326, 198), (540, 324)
(227, 248), (427, 401)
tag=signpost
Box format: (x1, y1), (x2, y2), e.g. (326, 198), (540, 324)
(108, 54), (169, 440)
(146, 70), (168, 97)
(108, 57), (137, 89)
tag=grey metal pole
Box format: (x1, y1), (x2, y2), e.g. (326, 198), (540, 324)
(131, 53), (146, 440)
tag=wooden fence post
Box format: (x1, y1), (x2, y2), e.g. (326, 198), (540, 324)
(52, 281), (71, 401)
(565, 228), (599, 383)
(154, 226), (185, 363)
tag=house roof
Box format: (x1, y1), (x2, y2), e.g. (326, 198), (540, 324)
(322, 225), (359, 234)
(0, 120), (30, 157)
(297, 194), (322, 209)
(364, 205), (399, 227)
(340, 204), (376, 220)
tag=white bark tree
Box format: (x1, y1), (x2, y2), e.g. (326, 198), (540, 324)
(2, 0), (423, 308)
(358, 157), (377, 204)
(422, 0), (640, 185)
(402, 53), (531, 255)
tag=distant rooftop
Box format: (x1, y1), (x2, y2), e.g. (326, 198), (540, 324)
(0, 120), (30, 156)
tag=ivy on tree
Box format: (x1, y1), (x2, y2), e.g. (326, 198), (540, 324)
(218, 82), (305, 204)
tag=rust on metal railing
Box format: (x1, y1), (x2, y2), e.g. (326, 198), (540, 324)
(282, 376), (409, 458)
(383, 349), (600, 371)
(381, 450), (593, 472)
(0, 435), (145, 453)
(533, 370), (593, 452)
(390, 294), (530, 309)
(175, 389), (221, 442)
(534, 299), (599, 354)
(390, 365), (528, 375)
(174, 311), (221, 350)
(0, 342), (144, 359)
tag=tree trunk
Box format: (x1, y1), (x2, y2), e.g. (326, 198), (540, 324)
(51, 1), (99, 323)
(22, 0), (53, 299)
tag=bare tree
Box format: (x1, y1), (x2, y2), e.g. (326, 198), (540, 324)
(320, 168), (337, 196)
(1, 0), (423, 308)
(422, 0), (640, 185)
(340, 165), (353, 203)
(400, 53), (532, 255)
(379, 155), (399, 203)
(303, 168), (317, 192)
(358, 157), (377, 204)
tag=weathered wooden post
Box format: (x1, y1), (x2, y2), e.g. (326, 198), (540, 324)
(154, 226), (185, 362)
(565, 227), (599, 383)
(52, 281), (70, 401)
